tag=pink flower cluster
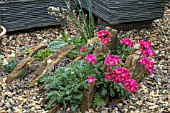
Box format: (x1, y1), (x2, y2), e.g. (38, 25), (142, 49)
(85, 54), (97, 65)
(139, 40), (152, 52)
(120, 38), (134, 48)
(102, 38), (111, 44)
(87, 76), (96, 84)
(104, 55), (121, 67)
(105, 67), (138, 93)
(109, 67), (131, 83)
(80, 46), (86, 52)
(139, 57), (154, 74)
(123, 79), (139, 93)
(97, 30), (112, 45)
(142, 49), (156, 57)
(97, 30), (112, 39)
(114, 67), (131, 82)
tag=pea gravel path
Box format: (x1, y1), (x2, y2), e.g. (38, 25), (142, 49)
(0, 7), (169, 113)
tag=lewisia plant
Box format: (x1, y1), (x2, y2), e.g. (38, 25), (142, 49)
(97, 30), (112, 45)
(84, 30), (156, 94)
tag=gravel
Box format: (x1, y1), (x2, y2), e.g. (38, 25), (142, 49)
(0, 7), (169, 113)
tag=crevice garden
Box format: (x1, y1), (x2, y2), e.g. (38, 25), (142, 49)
(0, 0), (169, 113)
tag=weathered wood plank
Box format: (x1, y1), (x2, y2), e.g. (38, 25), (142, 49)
(0, 0), (66, 32)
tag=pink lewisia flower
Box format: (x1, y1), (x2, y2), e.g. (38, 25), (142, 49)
(97, 30), (112, 39)
(123, 79), (139, 93)
(139, 58), (154, 74)
(85, 54), (97, 65)
(115, 67), (131, 82)
(111, 72), (120, 83)
(139, 40), (152, 52)
(104, 55), (121, 67)
(142, 49), (156, 57)
(105, 73), (113, 81)
(102, 38), (111, 44)
(80, 46), (86, 52)
(88, 76), (96, 84)
(120, 38), (134, 48)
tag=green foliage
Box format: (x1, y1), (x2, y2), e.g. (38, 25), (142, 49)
(24, 48), (32, 54)
(92, 93), (106, 108)
(67, 49), (81, 59)
(67, 47), (86, 59)
(62, 34), (69, 42)
(3, 59), (18, 73)
(113, 43), (134, 62)
(33, 48), (54, 61)
(68, 0), (95, 43)
(41, 60), (98, 111)
(47, 40), (68, 52)
(95, 79), (126, 101)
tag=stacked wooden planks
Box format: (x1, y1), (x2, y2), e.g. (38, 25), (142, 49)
(72, 0), (168, 29)
(0, 0), (66, 32)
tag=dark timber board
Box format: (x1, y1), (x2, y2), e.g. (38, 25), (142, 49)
(72, 0), (168, 29)
(0, 0), (66, 32)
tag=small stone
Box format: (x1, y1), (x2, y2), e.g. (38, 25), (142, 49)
(42, 39), (47, 43)
(150, 91), (154, 96)
(129, 111), (135, 113)
(123, 100), (128, 105)
(101, 110), (108, 113)
(117, 103), (123, 109)
(112, 111), (116, 113)
(23, 105), (30, 109)
(6, 109), (13, 112)
(31, 107), (35, 110)
(123, 105), (128, 109)
(163, 90), (168, 94)
(147, 102), (154, 106)
(0, 103), (4, 107)
(39, 98), (43, 101)
(113, 107), (118, 112)
(149, 105), (158, 110)
(5, 103), (12, 108)
(135, 110), (140, 113)
(23, 110), (29, 113)
(38, 37), (43, 40)
(129, 106), (136, 110)
(35, 105), (41, 110)
(147, 97), (153, 102)
(136, 101), (142, 106)
(32, 96), (36, 100)
(146, 81), (153, 85)
(157, 82), (162, 85)
(120, 109), (125, 113)
(143, 89), (148, 94)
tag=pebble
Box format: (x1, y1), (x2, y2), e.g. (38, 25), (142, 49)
(117, 103), (123, 109)
(149, 105), (158, 110)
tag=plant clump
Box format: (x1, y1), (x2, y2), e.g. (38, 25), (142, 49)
(47, 40), (68, 52)
(41, 60), (98, 111)
(33, 48), (54, 61)
(3, 59), (18, 73)
(41, 28), (156, 112)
